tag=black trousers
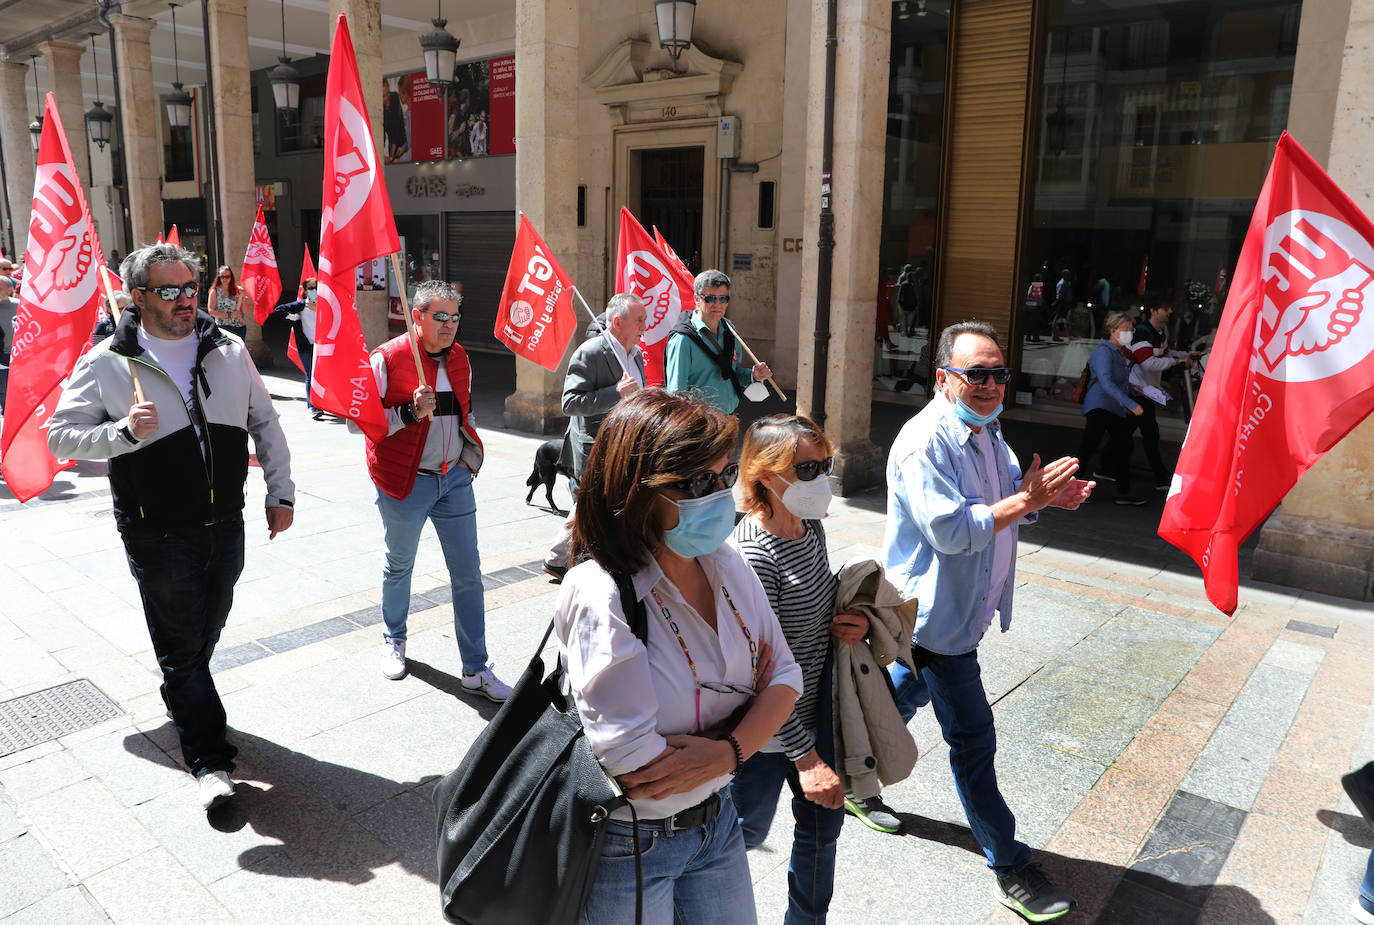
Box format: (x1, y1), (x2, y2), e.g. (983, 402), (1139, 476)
(1077, 408), (1135, 494)
(1130, 400), (1170, 485)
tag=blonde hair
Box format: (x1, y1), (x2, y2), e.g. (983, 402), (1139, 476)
(739, 414), (834, 518)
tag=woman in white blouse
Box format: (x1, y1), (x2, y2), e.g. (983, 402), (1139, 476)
(555, 389), (802, 925)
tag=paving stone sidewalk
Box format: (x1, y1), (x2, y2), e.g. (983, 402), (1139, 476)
(1, 367), (1372, 924)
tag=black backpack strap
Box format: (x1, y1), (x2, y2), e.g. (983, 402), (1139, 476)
(612, 572), (649, 646)
(671, 324), (746, 400)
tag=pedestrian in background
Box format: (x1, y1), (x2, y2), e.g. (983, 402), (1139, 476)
(664, 269), (772, 415)
(1078, 310), (1145, 505)
(206, 265), (247, 341)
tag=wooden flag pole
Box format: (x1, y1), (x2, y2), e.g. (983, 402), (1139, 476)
(724, 319), (786, 401)
(388, 252), (432, 420)
(98, 267), (145, 403)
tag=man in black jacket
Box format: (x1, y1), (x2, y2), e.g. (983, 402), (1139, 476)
(48, 243), (295, 813)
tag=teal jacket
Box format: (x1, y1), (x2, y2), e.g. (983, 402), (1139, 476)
(663, 313), (754, 413)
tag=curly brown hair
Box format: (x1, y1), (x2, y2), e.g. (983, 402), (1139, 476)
(571, 389), (738, 574)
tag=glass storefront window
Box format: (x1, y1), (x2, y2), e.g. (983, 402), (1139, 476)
(389, 214), (444, 333)
(1019, 0), (1301, 415)
(875, 1), (949, 399)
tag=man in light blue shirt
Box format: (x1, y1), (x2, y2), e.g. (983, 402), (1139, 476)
(663, 269), (772, 414)
(882, 321), (1092, 922)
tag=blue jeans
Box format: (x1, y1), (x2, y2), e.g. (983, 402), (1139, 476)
(735, 650), (842, 925)
(375, 467), (487, 673)
(920, 648), (1031, 872)
(581, 788), (756, 925)
(889, 659), (931, 723)
(122, 521), (244, 777)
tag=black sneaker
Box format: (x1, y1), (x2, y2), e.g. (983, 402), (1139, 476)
(1114, 495), (1147, 506)
(843, 795), (901, 833)
(1342, 761), (1374, 827)
(995, 863), (1074, 922)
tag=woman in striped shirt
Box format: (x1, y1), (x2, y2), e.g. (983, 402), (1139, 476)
(729, 415), (869, 925)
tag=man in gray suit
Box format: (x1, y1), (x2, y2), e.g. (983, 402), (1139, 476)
(542, 292), (647, 579)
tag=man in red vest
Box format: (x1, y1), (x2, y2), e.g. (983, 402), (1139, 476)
(363, 279), (510, 698)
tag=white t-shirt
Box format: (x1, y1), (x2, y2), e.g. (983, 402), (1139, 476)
(974, 426), (1013, 630)
(137, 326), (203, 447)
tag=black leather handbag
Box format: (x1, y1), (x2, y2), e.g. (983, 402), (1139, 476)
(434, 576), (646, 925)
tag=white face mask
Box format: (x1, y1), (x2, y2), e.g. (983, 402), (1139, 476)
(1114, 329), (1133, 347)
(769, 472), (833, 520)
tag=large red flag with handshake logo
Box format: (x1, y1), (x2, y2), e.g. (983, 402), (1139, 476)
(242, 205), (282, 324)
(313, 14), (398, 441)
(616, 208), (691, 387)
(494, 213), (577, 370)
(1159, 132), (1374, 615)
(0, 95), (106, 501)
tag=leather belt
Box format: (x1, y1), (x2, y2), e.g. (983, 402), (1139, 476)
(636, 792), (722, 832)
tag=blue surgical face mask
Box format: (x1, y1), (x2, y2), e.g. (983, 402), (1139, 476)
(662, 489), (737, 558)
(952, 398), (1003, 428)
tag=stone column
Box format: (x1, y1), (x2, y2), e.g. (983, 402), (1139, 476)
(503, 0), (579, 435)
(793, 0), (888, 494)
(37, 41), (90, 190)
(330, 0), (389, 350)
(110, 13), (162, 248)
(206, 0), (269, 361)
(1254, 0), (1374, 600)
(0, 61), (36, 258)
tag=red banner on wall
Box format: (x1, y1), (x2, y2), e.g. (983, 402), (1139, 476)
(407, 74), (446, 161)
(489, 55), (515, 156)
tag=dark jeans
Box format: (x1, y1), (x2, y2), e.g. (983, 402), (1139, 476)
(1129, 399), (1169, 485)
(1361, 844), (1374, 915)
(297, 338), (315, 411)
(891, 643), (1030, 873)
(122, 521), (244, 777)
(1077, 408), (1135, 494)
(735, 650), (842, 925)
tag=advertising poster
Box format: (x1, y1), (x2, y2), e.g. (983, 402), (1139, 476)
(384, 54), (515, 163)
(488, 56), (515, 156)
(408, 74), (446, 161)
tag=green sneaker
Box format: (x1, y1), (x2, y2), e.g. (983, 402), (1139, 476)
(843, 795), (901, 834)
(995, 863), (1073, 922)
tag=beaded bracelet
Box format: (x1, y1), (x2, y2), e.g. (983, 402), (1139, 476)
(723, 733), (744, 776)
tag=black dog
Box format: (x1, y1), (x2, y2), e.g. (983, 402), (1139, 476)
(525, 438), (574, 516)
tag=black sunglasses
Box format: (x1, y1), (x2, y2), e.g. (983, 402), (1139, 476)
(421, 309), (460, 323)
(943, 366), (1014, 385)
(791, 456), (835, 482)
(700, 294), (730, 305)
(666, 462), (740, 499)
(139, 282), (200, 301)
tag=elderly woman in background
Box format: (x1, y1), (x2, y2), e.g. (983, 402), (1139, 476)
(1077, 309), (1145, 506)
(556, 389), (802, 925)
(728, 414), (868, 925)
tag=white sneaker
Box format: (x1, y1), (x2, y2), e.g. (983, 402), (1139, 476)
(381, 639), (407, 680)
(461, 664), (512, 703)
(1354, 898), (1374, 925)
(198, 770), (235, 811)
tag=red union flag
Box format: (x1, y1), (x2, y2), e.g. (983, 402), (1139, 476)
(1, 95), (105, 502)
(241, 205), (282, 324)
(616, 208), (690, 387)
(653, 226), (692, 280)
(1159, 132), (1374, 615)
(166, 225), (180, 247)
(312, 13), (397, 441)
(494, 213), (577, 371)
(287, 244), (317, 373)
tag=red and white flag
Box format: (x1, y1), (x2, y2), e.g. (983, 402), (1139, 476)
(653, 226), (693, 279)
(1159, 132), (1374, 615)
(313, 13), (398, 440)
(287, 244), (317, 373)
(0, 95), (106, 502)
(166, 225), (180, 247)
(494, 213), (577, 371)
(616, 208), (690, 387)
(241, 205), (282, 325)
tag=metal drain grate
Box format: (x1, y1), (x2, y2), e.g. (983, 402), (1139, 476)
(0, 680), (124, 757)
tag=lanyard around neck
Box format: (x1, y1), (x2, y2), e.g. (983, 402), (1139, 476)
(649, 583), (759, 732)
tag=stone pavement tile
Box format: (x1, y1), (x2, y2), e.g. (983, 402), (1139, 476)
(1220, 665), (1312, 737)
(1124, 815), (1235, 908)
(0, 637), (72, 695)
(959, 643), (1043, 703)
(1, 886), (107, 925)
(225, 640), (348, 692)
(0, 750), (91, 802)
(1283, 618), (1338, 639)
(1114, 694), (1225, 783)
(1311, 651), (1374, 709)
(133, 780), (290, 885)
(243, 730), (409, 818)
(1068, 767), (1175, 845)
(1259, 638), (1326, 677)
(219, 687), (324, 749)
(353, 789), (438, 882)
(0, 793), (23, 841)
(207, 848), (350, 924)
(1275, 714), (1359, 778)
(1097, 875), (1207, 925)
(829, 834), (998, 925)
(1182, 722), (1284, 812)
(85, 847), (232, 923)
(1040, 818), (1137, 921)
(0, 741), (61, 774)
(258, 617), (357, 655)
(992, 596), (1111, 657)
(68, 728), (188, 809)
(1249, 765), (1344, 837)
(319, 859), (434, 925)
(985, 735), (1105, 848)
(49, 640), (161, 705)
(1209, 811), (1326, 923)
(1010, 573), (1130, 617)
(0, 833), (75, 918)
(1304, 825), (1373, 925)
(22, 778), (159, 878)
(1165, 791), (1247, 840)
(993, 661), (1162, 765)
